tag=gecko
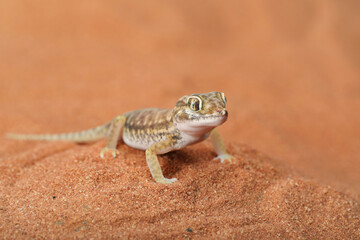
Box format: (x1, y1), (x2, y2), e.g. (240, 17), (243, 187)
(6, 91), (234, 184)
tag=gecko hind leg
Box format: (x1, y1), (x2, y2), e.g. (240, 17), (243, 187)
(100, 115), (126, 159)
(146, 136), (177, 184)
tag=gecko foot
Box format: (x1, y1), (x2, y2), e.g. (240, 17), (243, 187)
(213, 154), (234, 163)
(100, 147), (119, 159)
(156, 177), (178, 184)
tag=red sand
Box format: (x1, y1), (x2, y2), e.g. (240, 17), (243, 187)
(1, 143), (359, 239)
(1, 0), (360, 238)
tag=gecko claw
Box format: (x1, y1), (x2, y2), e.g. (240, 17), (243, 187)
(213, 154), (234, 163)
(100, 147), (119, 159)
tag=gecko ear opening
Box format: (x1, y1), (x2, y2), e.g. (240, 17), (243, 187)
(187, 96), (202, 111)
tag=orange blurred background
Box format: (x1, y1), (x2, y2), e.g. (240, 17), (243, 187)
(1, 1), (359, 196)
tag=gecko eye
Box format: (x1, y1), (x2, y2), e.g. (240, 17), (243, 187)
(187, 96), (202, 111)
(220, 92), (227, 105)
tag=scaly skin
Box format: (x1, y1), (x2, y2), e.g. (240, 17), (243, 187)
(6, 91), (235, 184)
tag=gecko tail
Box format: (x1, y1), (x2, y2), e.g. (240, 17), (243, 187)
(6, 122), (111, 143)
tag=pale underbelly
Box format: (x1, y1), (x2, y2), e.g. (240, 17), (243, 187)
(122, 131), (210, 154)
(122, 136), (153, 151)
(122, 132), (170, 152)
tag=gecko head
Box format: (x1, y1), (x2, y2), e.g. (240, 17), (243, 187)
(173, 91), (228, 135)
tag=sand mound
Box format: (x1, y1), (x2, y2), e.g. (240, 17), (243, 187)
(1, 0), (360, 238)
(0, 141), (358, 239)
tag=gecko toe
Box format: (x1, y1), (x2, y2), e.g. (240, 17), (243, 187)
(100, 147), (118, 159)
(213, 154), (234, 163)
(168, 178), (177, 183)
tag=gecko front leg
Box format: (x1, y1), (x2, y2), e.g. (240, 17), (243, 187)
(100, 115), (126, 158)
(210, 128), (234, 163)
(146, 135), (177, 184)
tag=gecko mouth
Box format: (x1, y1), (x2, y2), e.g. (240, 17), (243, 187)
(197, 115), (227, 125)
(180, 113), (228, 127)
(191, 110), (228, 122)
(175, 114), (227, 135)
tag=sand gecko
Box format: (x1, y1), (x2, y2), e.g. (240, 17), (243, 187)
(6, 91), (234, 184)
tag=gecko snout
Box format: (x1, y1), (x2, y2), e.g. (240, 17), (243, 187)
(218, 109), (228, 117)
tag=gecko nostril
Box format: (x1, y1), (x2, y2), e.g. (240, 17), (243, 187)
(218, 110), (228, 116)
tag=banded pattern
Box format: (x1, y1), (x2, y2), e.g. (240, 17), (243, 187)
(6, 123), (111, 142)
(122, 108), (177, 148)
